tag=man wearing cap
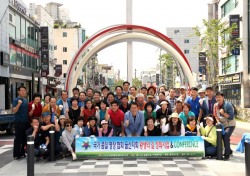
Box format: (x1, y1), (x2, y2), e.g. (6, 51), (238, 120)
(124, 102), (144, 137)
(105, 100), (125, 136)
(198, 89), (206, 99)
(186, 87), (202, 121)
(99, 120), (113, 137)
(199, 86), (216, 126)
(179, 86), (190, 103)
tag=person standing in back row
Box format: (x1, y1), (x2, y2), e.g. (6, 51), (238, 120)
(12, 85), (29, 160)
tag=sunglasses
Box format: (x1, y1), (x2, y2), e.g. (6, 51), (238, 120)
(66, 124), (72, 127)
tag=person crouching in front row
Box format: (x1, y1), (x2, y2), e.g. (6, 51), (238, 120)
(200, 114), (217, 158)
(84, 116), (99, 137)
(185, 116), (200, 136)
(61, 118), (77, 160)
(99, 120), (113, 137)
(124, 102), (144, 137)
(162, 112), (185, 136)
(26, 117), (49, 161)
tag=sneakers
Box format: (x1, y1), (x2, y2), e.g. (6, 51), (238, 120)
(223, 154), (230, 161)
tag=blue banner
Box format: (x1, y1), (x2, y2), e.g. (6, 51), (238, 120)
(76, 136), (205, 158)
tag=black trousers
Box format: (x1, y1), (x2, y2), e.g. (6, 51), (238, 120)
(13, 122), (29, 158)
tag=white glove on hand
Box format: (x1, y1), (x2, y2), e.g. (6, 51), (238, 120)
(201, 136), (205, 140)
(59, 105), (63, 110)
(31, 103), (35, 110)
(72, 152), (77, 160)
(161, 118), (166, 126)
(144, 126), (147, 132)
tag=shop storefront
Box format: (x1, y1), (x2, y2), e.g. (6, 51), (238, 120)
(218, 72), (242, 106)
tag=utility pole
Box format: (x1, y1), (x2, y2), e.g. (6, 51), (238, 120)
(126, 0), (133, 85)
(134, 68), (137, 79)
(159, 49), (162, 85)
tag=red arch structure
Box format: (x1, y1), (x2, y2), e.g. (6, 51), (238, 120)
(65, 24), (192, 91)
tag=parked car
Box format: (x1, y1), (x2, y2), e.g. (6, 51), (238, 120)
(0, 111), (15, 135)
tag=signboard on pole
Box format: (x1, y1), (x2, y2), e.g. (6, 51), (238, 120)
(229, 15), (240, 55)
(198, 52), (206, 75)
(40, 27), (49, 77)
(76, 136), (205, 158)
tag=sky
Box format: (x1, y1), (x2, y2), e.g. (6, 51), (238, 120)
(23, 0), (210, 80)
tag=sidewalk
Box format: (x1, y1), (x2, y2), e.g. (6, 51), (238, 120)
(0, 145), (245, 176)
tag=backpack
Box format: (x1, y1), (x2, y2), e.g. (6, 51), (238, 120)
(231, 103), (238, 116)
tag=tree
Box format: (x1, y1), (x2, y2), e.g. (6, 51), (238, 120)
(114, 79), (124, 88)
(132, 78), (142, 89)
(193, 19), (241, 87)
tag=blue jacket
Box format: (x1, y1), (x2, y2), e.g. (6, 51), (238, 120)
(124, 110), (144, 136)
(56, 98), (70, 115)
(200, 96), (217, 118)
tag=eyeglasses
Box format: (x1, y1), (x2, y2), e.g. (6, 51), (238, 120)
(66, 124), (72, 127)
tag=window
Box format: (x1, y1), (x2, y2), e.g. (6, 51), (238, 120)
(9, 13), (14, 24)
(184, 49), (189, 54)
(222, 55), (236, 74)
(63, 73), (67, 78)
(184, 39), (189, 43)
(63, 32), (67, 37)
(174, 30), (179, 34)
(15, 14), (21, 41)
(221, 0), (236, 18)
(54, 45), (57, 50)
(63, 60), (67, 65)
(235, 0), (239, 7)
(235, 56), (239, 71)
(63, 47), (67, 52)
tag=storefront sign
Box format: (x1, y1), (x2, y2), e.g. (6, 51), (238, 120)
(0, 52), (10, 66)
(218, 73), (242, 84)
(9, 0), (27, 15)
(54, 64), (62, 77)
(198, 52), (206, 75)
(40, 27), (49, 77)
(76, 136), (205, 158)
(229, 15), (240, 39)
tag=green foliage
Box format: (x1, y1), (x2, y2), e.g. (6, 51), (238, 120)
(193, 19), (241, 86)
(132, 78), (142, 88)
(114, 79), (124, 87)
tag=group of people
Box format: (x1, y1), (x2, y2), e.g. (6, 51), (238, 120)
(12, 81), (236, 161)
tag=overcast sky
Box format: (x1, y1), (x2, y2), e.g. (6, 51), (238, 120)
(23, 0), (210, 79)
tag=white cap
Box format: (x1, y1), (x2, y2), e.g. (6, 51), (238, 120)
(205, 117), (214, 121)
(101, 120), (108, 125)
(180, 86), (186, 90)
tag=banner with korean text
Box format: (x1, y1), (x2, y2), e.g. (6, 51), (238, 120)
(76, 136), (205, 158)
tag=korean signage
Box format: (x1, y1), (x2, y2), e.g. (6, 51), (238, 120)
(218, 72), (242, 84)
(0, 52), (10, 66)
(229, 15), (240, 39)
(40, 27), (49, 77)
(198, 52), (207, 75)
(9, 0), (27, 15)
(54, 64), (62, 77)
(76, 136), (205, 158)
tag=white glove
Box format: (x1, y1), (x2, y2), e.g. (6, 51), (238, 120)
(161, 118), (166, 126)
(41, 101), (44, 107)
(59, 105), (63, 110)
(72, 152), (77, 160)
(31, 103), (35, 110)
(125, 120), (129, 127)
(196, 124), (200, 131)
(144, 126), (147, 132)
(154, 120), (158, 126)
(201, 136), (205, 140)
(18, 100), (22, 104)
(75, 135), (79, 138)
(199, 99), (203, 106)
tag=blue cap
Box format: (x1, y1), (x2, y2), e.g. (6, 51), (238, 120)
(42, 111), (51, 117)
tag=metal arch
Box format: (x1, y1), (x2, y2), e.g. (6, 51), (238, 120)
(65, 24), (192, 91)
(67, 33), (195, 96)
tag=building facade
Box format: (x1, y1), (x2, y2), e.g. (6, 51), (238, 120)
(54, 27), (85, 89)
(29, 3), (57, 96)
(166, 27), (200, 81)
(218, 0), (249, 108)
(0, 0), (41, 110)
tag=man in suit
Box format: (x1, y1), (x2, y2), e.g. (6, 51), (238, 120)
(124, 102), (144, 137)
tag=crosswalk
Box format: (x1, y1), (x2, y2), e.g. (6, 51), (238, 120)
(0, 145), (13, 155)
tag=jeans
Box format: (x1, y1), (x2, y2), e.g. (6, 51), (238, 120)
(223, 126), (235, 155)
(112, 125), (122, 136)
(204, 140), (217, 156)
(13, 122), (29, 158)
(34, 147), (48, 157)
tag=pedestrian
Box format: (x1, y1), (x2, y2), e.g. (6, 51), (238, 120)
(105, 100), (125, 136)
(200, 115), (217, 157)
(162, 112), (185, 136)
(124, 102), (144, 137)
(98, 120), (113, 137)
(213, 92), (236, 160)
(12, 85), (29, 160)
